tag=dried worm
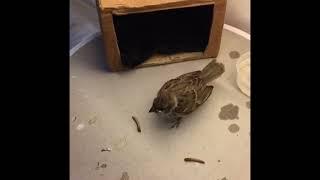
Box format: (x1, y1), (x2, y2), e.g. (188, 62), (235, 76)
(132, 116), (141, 133)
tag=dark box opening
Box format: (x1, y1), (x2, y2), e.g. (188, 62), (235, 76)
(113, 5), (214, 68)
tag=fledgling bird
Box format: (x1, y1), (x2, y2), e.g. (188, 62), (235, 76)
(149, 59), (225, 128)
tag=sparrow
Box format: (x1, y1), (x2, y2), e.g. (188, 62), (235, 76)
(149, 59), (225, 128)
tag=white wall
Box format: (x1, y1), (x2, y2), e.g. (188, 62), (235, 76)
(225, 0), (250, 33)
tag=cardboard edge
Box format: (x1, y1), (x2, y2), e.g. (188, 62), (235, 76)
(204, 0), (226, 57)
(136, 52), (214, 68)
(101, 0), (217, 15)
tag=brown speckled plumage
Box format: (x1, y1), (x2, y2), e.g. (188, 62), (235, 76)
(149, 59), (225, 128)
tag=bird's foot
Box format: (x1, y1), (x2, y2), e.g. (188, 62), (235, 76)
(169, 117), (182, 129)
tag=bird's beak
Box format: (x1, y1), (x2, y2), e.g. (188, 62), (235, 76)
(149, 106), (155, 113)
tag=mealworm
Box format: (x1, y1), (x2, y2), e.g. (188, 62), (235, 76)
(101, 147), (112, 152)
(184, 158), (205, 164)
(132, 116), (141, 133)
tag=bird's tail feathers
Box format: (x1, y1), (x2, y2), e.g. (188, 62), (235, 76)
(200, 59), (225, 84)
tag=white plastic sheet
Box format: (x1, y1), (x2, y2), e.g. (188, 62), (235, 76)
(70, 0), (101, 56)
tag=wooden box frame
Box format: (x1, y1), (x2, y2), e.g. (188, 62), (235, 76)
(96, 0), (226, 71)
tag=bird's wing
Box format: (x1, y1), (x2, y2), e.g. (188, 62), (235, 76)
(159, 71), (201, 93)
(196, 86), (214, 106)
(159, 71), (211, 115)
(174, 87), (198, 115)
(171, 71), (204, 114)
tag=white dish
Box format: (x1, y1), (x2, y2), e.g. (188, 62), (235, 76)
(236, 51), (250, 97)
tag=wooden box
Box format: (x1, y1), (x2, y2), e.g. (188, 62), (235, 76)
(96, 0), (226, 71)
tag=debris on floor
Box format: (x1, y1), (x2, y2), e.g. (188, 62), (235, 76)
(101, 147), (112, 152)
(72, 116), (77, 122)
(184, 157), (205, 164)
(95, 162), (107, 170)
(228, 123), (240, 133)
(88, 116), (98, 125)
(131, 116), (141, 133)
(229, 51), (240, 59)
(121, 172), (129, 180)
(219, 103), (239, 120)
(95, 162), (100, 170)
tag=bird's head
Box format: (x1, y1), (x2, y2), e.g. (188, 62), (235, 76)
(149, 92), (175, 114)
